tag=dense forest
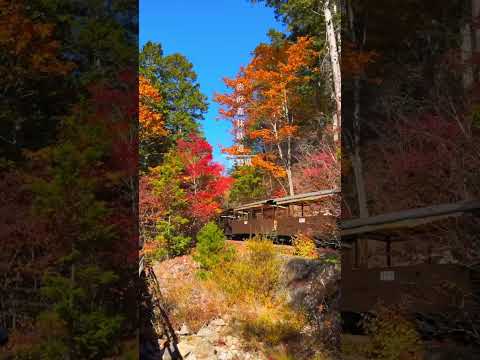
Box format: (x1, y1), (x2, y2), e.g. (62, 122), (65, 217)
(0, 0), (138, 357)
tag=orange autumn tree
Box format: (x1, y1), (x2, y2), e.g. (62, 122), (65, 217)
(139, 75), (167, 170)
(140, 75), (166, 140)
(215, 37), (317, 195)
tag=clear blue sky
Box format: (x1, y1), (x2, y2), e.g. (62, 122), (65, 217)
(140, 0), (285, 169)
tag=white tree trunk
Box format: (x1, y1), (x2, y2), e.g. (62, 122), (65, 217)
(324, 0), (341, 141)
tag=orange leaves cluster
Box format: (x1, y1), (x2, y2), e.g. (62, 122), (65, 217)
(215, 37), (316, 182)
(0, 0), (74, 77)
(249, 125), (299, 143)
(215, 73), (254, 120)
(251, 155), (286, 178)
(221, 145), (252, 156)
(342, 41), (379, 77)
(249, 129), (275, 142)
(247, 37), (317, 121)
(215, 37), (316, 128)
(139, 76), (166, 138)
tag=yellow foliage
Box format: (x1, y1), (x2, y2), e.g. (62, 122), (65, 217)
(355, 305), (425, 360)
(240, 306), (306, 346)
(211, 237), (281, 306)
(292, 233), (318, 258)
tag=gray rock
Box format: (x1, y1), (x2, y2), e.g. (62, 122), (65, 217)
(161, 351), (172, 360)
(210, 318), (226, 327)
(177, 323), (190, 335)
(209, 318), (227, 326)
(217, 350), (233, 360)
(196, 326), (215, 338)
(280, 257), (339, 311)
(184, 353), (197, 360)
(177, 342), (194, 358)
(194, 340), (216, 358)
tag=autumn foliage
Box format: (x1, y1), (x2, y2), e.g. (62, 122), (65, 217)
(140, 75), (166, 139)
(139, 132), (232, 258)
(215, 36), (318, 193)
(177, 134), (233, 221)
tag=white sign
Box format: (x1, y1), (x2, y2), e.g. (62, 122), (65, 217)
(299, 218), (306, 223)
(243, 221), (248, 225)
(380, 271), (395, 281)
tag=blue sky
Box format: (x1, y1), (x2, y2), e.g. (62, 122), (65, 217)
(140, 0), (285, 169)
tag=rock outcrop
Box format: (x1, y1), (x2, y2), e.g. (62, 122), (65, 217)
(158, 317), (266, 360)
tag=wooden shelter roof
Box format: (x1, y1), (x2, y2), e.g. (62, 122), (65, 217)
(340, 200), (480, 238)
(230, 189), (339, 212)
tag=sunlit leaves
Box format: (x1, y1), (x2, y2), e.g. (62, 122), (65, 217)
(140, 75), (166, 139)
(215, 36), (317, 182)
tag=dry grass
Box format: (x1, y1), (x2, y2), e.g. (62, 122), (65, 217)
(152, 255), (226, 332)
(152, 238), (338, 359)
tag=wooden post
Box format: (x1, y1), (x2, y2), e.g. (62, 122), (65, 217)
(353, 237), (359, 268)
(386, 238), (391, 267)
(249, 210), (252, 239)
(357, 237), (369, 269)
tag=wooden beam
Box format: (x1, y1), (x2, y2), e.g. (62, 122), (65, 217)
(341, 213), (460, 237)
(231, 189), (339, 212)
(341, 200), (480, 236)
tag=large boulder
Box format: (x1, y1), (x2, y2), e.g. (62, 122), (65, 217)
(280, 256), (340, 311)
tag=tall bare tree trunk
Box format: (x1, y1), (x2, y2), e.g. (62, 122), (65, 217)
(463, 1), (475, 89)
(324, 0), (341, 142)
(347, 2), (369, 218)
(461, 0), (480, 200)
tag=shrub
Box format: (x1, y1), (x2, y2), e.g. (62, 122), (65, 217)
(155, 216), (191, 258)
(212, 237), (281, 305)
(241, 307), (305, 346)
(164, 280), (226, 332)
(292, 233), (318, 258)
(193, 222), (229, 272)
(362, 305), (424, 360)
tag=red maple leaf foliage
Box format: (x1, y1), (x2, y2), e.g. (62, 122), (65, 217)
(177, 134), (233, 222)
(87, 70), (139, 264)
(88, 69), (139, 178)
(295, 148), (340, 193)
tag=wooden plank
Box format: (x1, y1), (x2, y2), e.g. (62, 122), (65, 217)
(357, 238), (369, 269)
(231, 189), (339, 212)
(275, 189), (339, 205)
(341, 200), (480, 236)
(341, 214), (460, 237)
